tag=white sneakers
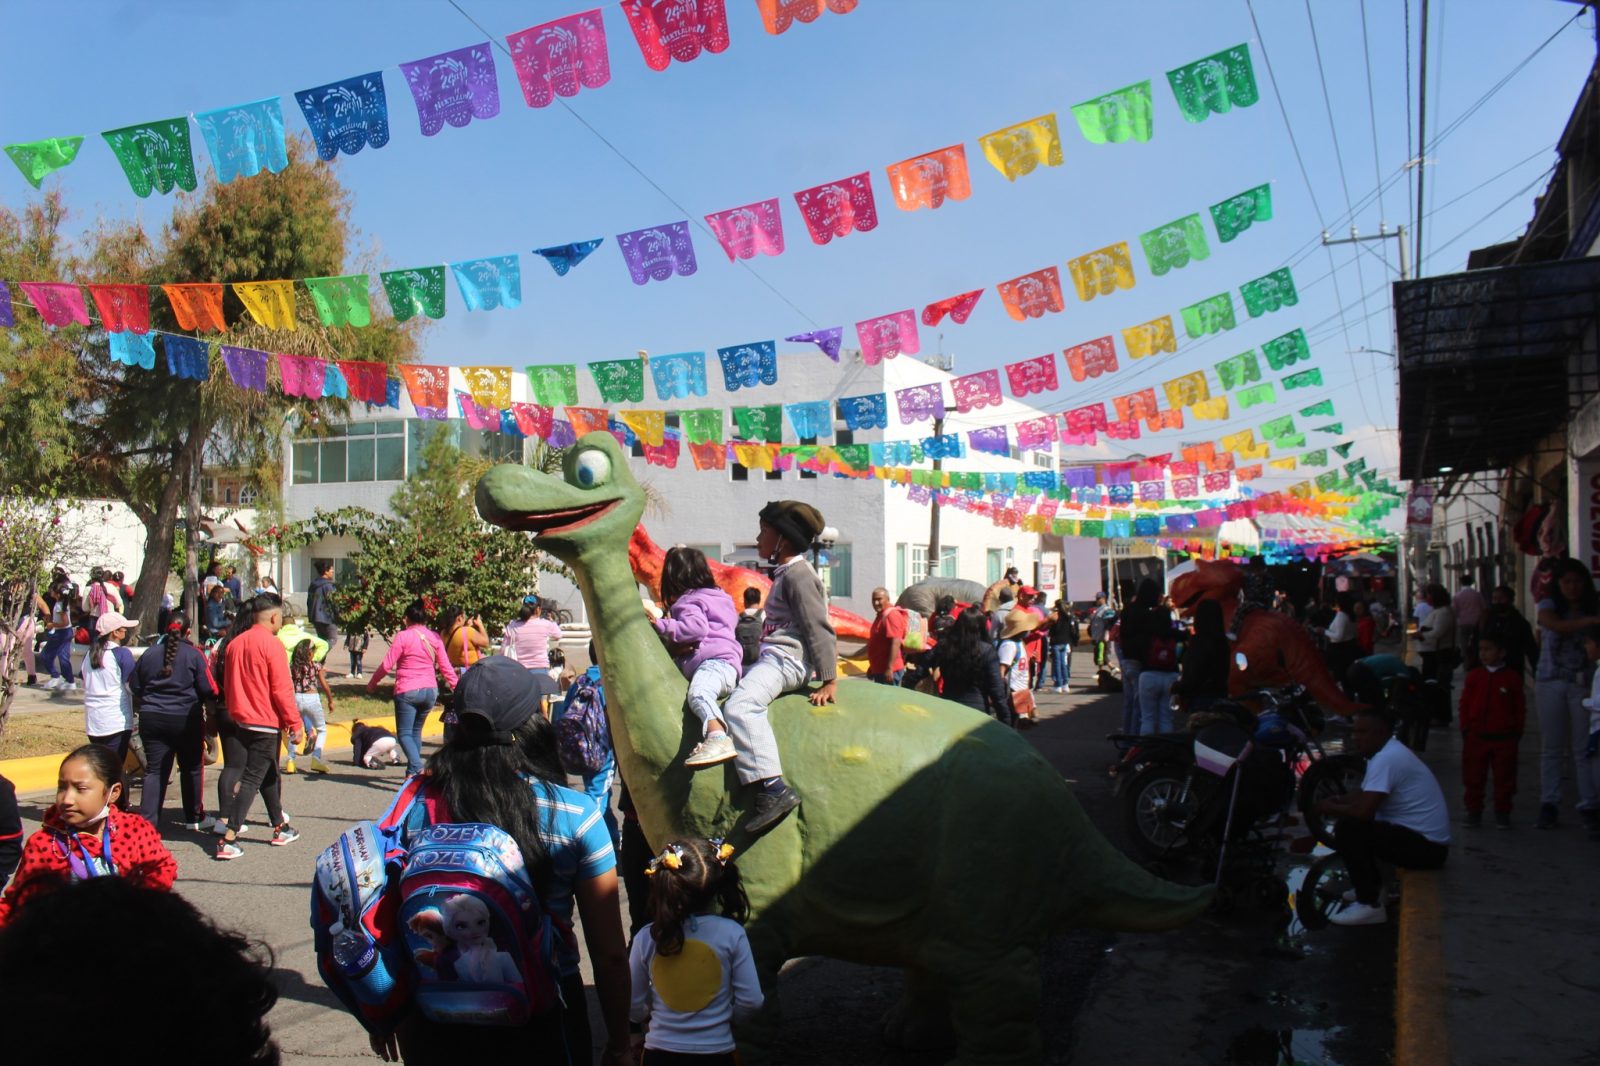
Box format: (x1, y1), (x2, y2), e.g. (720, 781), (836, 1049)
(685, 732), (737, 767)
(180, 816), (220, 832)
(1329, 901), (1388, 926)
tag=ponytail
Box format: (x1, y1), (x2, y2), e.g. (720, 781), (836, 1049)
(161, 614), (190, 678)
(645, 839), (749, 957)
(89, 632), (110, 670)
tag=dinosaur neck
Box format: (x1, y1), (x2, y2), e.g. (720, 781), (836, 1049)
(573, 541), (690, 793)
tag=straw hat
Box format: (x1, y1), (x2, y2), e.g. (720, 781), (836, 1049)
(999, 609), (1041, 641)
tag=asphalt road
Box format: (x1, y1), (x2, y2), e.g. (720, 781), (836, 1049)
(9, 653), (1392, 1065)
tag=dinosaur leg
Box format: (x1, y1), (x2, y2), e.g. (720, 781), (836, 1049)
(882, 966), (957, 1052)
(936, 943), (1043, 1066)
(733, 921), (789, 1066)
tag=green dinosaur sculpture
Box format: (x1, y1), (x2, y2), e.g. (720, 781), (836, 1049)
(477, 433), (1210, 1065)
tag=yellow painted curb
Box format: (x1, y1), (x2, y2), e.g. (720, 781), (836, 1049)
(0, 714), (445, 794)
(1395, 869), (1449, 1066)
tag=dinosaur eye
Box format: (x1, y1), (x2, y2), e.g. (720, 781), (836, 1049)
(573, 449), (611, 489)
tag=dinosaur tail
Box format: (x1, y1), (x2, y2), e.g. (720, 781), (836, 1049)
(1057, 821), (1214, 933)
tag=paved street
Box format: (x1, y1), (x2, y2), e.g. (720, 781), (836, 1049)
(8, 654), (1390, 1065)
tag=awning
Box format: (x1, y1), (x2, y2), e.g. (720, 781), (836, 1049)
(1396, 256), (1600, 479)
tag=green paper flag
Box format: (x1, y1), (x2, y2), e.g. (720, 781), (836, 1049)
(587, 359), (645, 404)
(1237, 383), (1276, 408)
(1299, 399), (1335, 418)
(1180, 292), (1236, 338)
(1167, 44), (1259, 123)
(1315, 472), (1341, 492)
(1315, 422), (1345, 435)
(1140, 213), (1210, 276)
(681, 408), (723, 446)
(101, 118), (197, 198)
(1345, 458), (1368, 475)
(1301, 449), (1328, 467)
(1281, 368), (1322, 390)
(1081, 520), (1105, 538)
(1071, 81), (1154, 144)
(1333, 442), (1355, 458)
(1215, 350), (1261, 391)
(381, 267), (447, 322)
(1277, 432), (1307, 448)
(5, 136), (84, 189)
(835, 444), (869, 470)
(1210, 183), (1273, 243)
(1360, 470), (1380, 489)
(1261, 416), (1295, 441)
(1262, 327), (1311, 371)
(1240, 267), (1298, 317)
(528, 364), (579, 407)
(733, 405), (783, 443)
(304, 275), (371, 328)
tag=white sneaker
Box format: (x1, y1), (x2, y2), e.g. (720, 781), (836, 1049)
(685, 732), (737, 767)
(1329, 901), (1387, 926)
(44, 677), (65, 691)
(68, 681), (81, 692)
(180, 816), (220, 832)
(1341, 888), (1358, 903)
(213, 821), (250, 836)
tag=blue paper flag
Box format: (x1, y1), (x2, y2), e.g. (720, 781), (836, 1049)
(785, 327), (844, 362)
(785, 401), (832, 440)
(717, 340), (778, 391)
(322, 363), (349, 399)
(295, 73), (391, 160)
(501, 408), (525, 438)
(0, 281), (11, 328)
(838, 392), (888, 431)
(384, 377), (402, 409)
(194, 98), (288, 184)
(533, 239), (604, 276)
(108, 331), (156, 369)
(450, 255), (522, 311)
(163, 335), (209, 380)
(650, 352), (708, 400)
(923, 434), (965, 460)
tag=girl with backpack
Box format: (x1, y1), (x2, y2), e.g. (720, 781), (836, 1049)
(629, 838), (763, 1064)
(363, 656), (631, 1066)
(367, 601), (458, 777)
(0, 744), (176, 925)
(131, 615), (217, 830)
(652, 547), (744, 769)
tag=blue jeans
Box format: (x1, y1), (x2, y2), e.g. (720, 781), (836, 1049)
(868, 670), (904, 686)
(1050, 645), (1071, 687)
(393, 688), (437, 775)
(41, 628), (73, 682)
(1120, 659), (1143, 737)
(1138, 670), (1179, 735)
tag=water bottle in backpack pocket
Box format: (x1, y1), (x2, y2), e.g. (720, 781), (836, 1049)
(310, 820), (413, 1035)
(397, 822), (563, 1027)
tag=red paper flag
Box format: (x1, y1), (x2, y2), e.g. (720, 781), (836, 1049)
(688, 440), (726, 470)
(1005, 353), (1058, 396)
(87, 284), (150, 334)
(794, 172), (878, 245)
(511, 402), (554, 438)
(704, 199), (785, 261)
(1065, 403), (1108, 434)
(340, 360), (390, 405)
(922, 289), (983, 326)
(620, 0), (730, 71)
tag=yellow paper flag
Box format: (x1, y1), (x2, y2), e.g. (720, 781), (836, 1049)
(233, 280), (296, 331)
(979, 114), (1063, 182)
(619, 409), (666, 447)
(1067, 242), (1136, 301)
(1122, 315), (1176, 359)
(461, 366), (512, 410)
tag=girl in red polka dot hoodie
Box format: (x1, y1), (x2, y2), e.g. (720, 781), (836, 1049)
(0, 744), (176, 925)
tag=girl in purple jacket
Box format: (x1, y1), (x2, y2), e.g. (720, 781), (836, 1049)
(652, 547), (745, 768)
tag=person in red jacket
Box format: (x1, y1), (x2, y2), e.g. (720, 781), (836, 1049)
(216, 594), (303, 861)
(1459, 632), (1527, 829)
(0, 744), (176, 925)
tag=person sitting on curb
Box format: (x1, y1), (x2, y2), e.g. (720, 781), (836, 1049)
(1317, 707), (1450, 926)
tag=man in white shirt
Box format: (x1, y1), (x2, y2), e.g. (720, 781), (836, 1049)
(1318, 707), (1450, 925)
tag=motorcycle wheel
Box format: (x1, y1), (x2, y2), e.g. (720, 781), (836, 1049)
(1122, 764), (1210, 861)
(1298, 755), (1367, 849)
(1294, 852), (1353, 931)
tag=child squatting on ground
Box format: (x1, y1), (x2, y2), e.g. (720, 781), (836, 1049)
(653, 546), (746, 770)
(1458, 633), (1527, 829)
(629, 838), (763, 1065)
(693, 501), (837, 836)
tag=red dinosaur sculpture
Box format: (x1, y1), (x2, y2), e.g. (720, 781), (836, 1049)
(1168, 558), (1362, 716)
(629, 525), (872, 641)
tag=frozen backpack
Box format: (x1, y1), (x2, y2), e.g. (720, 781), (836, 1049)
(556, 672), (612, 776)
(397, 821), (563, 1027)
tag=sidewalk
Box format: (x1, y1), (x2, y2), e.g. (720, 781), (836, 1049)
(1406, 707), (1599, 1065)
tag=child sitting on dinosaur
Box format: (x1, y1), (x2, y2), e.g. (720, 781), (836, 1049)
(655, 546), (746, 769)
(698, 501), (836, 835)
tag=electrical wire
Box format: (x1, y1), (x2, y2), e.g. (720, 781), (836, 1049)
(1359, 0), (1391, 272)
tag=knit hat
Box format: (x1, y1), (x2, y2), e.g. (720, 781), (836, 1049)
(999, 609), (1041, 641)
(759, 500), (825, 554)
(452, 656), (540, 746)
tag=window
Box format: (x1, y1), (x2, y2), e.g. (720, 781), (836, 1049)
(320, 439), (347, 483)
(224, 487), (235, 504)
(295, 421), (409, 485)
(292, 442), (320, 485)
(238, 486), (257, 505)
(825, 543), (852, 598)
(908, 544), (957, 585)
(836, 428), (854, 447)
(347, 435), (376, 481)
(987, 549), (1004, 584)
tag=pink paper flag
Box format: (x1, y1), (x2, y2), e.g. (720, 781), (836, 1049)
(1065, 403), (1109, 434)
(794, 172), (878, 245)
(1064, 337), (1119, 382)
(1203, 471), (1233, 493)
(950, 369), (1002, 413)
(922, 289), (982, 326)
(856, 309), (919, 366)
(621, 0), (730, 71)
(507, 10), (611, 108)
(1005, 353), (1059, 396)
(278, 352), (328, 399)
(19, 282), (89, 327)
(704, 199), (785, 261)
(456, 390), (501, 431)
(996, 266), (1065, 321)
(87, 284), (150, 334)
(1014, 415), (1058, 450)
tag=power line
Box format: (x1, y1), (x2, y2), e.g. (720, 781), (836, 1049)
(1359, 0), (1392, 272)
(1244, 0), (1328, 227)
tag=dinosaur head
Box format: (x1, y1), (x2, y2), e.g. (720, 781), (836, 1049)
(1168, 558), (1244, 614)
(475, 431), (643, 566)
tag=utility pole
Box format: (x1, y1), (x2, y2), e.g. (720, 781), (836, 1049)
(1414, 0), (1430, 277)
(926, 414), (943, 580)
(1321, 223), (1410, 281)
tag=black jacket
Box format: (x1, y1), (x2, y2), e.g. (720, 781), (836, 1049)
(130, 638), (216, 717)
(307, 576), (337, 625)
(1175, 633), (1230, 700)
(932, 642), (1009, 716)
(0, 774), (20, 887)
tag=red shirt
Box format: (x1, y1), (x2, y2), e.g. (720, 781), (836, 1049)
(867, 607), (909, 674)
(224, 624), (300, 732)
(0, 807), (176, 925)
(1458, 666), (1527, 736)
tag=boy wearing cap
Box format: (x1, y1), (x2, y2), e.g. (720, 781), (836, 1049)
(707, 501), (836, 834)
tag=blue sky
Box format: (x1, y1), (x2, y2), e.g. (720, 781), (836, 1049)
(2, 0), (1594, 493)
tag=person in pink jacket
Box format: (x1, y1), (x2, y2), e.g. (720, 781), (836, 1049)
(652, 548), (745, 770)
(501, 595), (563, 671)
(366, 601), (458, 775)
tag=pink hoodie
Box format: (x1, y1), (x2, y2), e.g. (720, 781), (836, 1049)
(370, 624), (458, 694)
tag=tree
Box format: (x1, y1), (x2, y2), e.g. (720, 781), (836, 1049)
(0, 136), (420, 628)
(258, 428), (566, 638)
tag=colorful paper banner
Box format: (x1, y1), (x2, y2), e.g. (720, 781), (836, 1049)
(304, 275), (371, 328)
(1240, 267), (1298, 317)
(997, 266), (1065, 320)
(886, 144), (971, 212)
(1006, 353), (1059, 396)
(5, 136), (84, 188)
(1168, 43), (1259, 123)
(381, 267), (447, 322)
(194, 98), (288, 184)
(295, 73), (390, 159)
(705, 200), (785, 261)
(1140, 213), (1210, 275)
(234, 280), (296, 331)
(101, 117), (197, 198)
(1122, 315), (1176, 359)
(1210, 183), (1273, 243)
(979, 114), (1062, 182)
(650, 352), (708, 400)
(399, 43), (501, 136)
(757, 0), (857, 35)
(1180, 292), (1236, 338)
(856, 310), (919, 365)
(507, 10), (611, 108)
(795, 172), (879, 244)
(528, 364), (579, 406)
(921, 289), (983, 326)
(617, 222), (698, 284)
(621, 0), (731, 70)
(717, 340), (777, 391)
(1072, 81), (1153, 144)
(533, 239), (604, 276)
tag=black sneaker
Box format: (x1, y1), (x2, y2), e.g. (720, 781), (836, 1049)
(742, 783), (801, 835)
(1462, 810), (1482, 828)
(1536, 803), (1558, 830)
(1494, 812), (1512, 830)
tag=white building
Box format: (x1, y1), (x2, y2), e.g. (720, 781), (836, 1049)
(278, 348), (1099, 621)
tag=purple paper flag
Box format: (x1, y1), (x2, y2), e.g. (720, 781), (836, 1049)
(547, 419), (577, 448)
(786, 327), (843, 362)
(0, 281), (11, 327)
(896, 383), (945, 425)
(221, 345), (269, 392)
(616, 221), (697, 284)
(415, 405), (449, 421)
(969, 426), (1010, 455)
(399, 43), (501, 137)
